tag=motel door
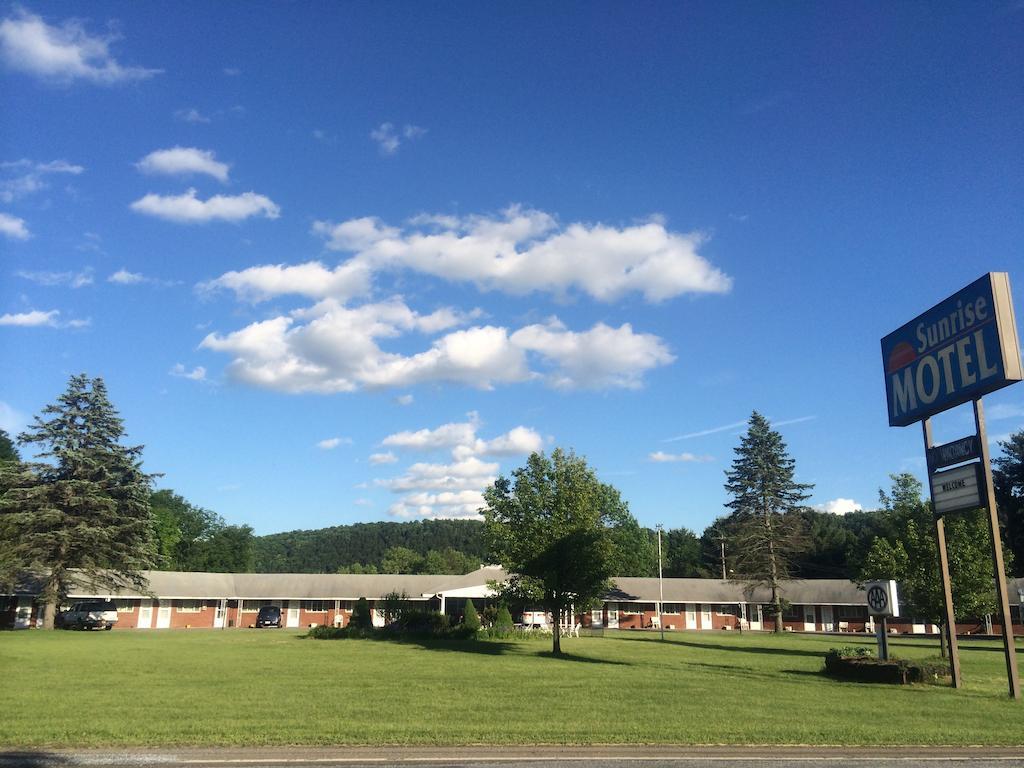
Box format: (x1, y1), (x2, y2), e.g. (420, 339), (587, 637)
(213, 600), (226, 629)
(749, 604), (762, 631)
(138, 600), (154, 629)
(820, 606), (834, 632)
(685, 603), (697, 630)
(803, 606), (816, 632)
(14, 597), (32, 629)
(700, 604), (712, 630)
(606, 604), (619, 629)
(156, 603), (172, 629)
(286, 601), (300, 628)
(590, 609), (603, 628)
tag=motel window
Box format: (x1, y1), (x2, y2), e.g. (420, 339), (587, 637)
(242, 600), (275, 612)
(782, 604), (802, 620)
(115, 600), (135, 613)
(838, 605), (866, 619)
(339, 600), (353, 611)
(715, 605), (739, 617)
(661, 604), (682, 615)
(176, 600), (202, 613)
(302, 600), (329, 612)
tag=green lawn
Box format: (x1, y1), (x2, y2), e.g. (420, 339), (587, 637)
(1, 628), (1021, 747)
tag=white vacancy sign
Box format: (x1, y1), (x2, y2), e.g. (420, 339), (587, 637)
(929, 462), (984, 516)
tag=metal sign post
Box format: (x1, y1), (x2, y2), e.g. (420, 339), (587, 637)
(922, 418), (963, 688)
(973, 398), (1021, 700)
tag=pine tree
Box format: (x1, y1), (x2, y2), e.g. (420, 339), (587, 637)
(723, 411), (812, 632)
(350, 596), (373, 630)
(462, 598), (481, 631)
(494, 604), (514, 631)
(0, 375), (157, 628)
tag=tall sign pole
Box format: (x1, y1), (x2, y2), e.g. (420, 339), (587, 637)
(882, 272), (1022, 699)
(974, 398), (1021, 699)
(657, 524), (665, 642)
(922, 417), (962, 688)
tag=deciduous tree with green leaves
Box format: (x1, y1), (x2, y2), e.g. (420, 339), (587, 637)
(0, 375), (157, 628)
(723, 411), (812, 632)
(859, 473), (1013, 656)
(483, 448), (632, 654)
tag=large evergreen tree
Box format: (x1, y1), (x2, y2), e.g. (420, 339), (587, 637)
(483, 448), (629, 654)
(0, 429), (19, 464)
(723, 411), (812, 632)
(0, 375), (157, 628)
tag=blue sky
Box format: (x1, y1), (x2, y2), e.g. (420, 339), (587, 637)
(1, 2), (1022, 536)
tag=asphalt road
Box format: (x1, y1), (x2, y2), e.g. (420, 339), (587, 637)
(2, 747), (1023, 768)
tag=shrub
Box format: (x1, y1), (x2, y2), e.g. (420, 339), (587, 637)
(307, 624), (347, 640)
(823, 649), (950, 684)
(494, 604), (514, 630)
(381, 591), (410, 624)
(350, 597), (373, 630)
(462, 599), (481, 632)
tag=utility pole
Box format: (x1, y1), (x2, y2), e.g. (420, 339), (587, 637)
(657, 524), (665, 641)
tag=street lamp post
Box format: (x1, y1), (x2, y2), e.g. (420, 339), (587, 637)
(657, 524), (665, 642)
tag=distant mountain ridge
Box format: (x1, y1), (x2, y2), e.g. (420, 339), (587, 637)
(253, 519), (487, 573)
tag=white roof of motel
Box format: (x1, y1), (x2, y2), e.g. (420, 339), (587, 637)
(16, 571), (1022, 606)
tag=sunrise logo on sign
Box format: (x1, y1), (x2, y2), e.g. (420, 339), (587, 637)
(881, 273), (1023, 427)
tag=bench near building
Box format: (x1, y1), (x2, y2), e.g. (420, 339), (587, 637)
(3, 566), (1022, 635)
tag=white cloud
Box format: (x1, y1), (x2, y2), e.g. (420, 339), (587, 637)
(317, 437), (351, 450)
(370, 122), (425, 155)
(1, 158), (84, 203)
(201, 300), (670, 394)
(108, 269), (145, 285)
(0, 9), (160, 84)
(648, 451), (713, 463)
(369, 451), (398, 465)
(814, 498), (863, 516)
(388, 489), (484, 520)
(353, 497), (373, 507)
(986, 403), (1024, 421)
(0, 400), (26, 434)
(223, 67), (240, 76)
(130, 188), (279, 224)
(374, 416), (543, 519)
(395, 394), (414, 406)
(174, 108), (211, 124)
(663, 420), (748, 442)
(107, 269), (177, 287)
(379, 455), (497, 520)
(169, 363), (206, 381)
(0, 212), (30, 239)
(511, 319), (674, 390)
(383, 416), (481, 453)
(200, 261), (371, 303)
(136, 147), (230, 182)
(481, 426), (544, 456)
(200, 298), (522, 393)
(0, 309), (59, 327)
(16, 268), (93, 288)
(311, 205), (731, 303)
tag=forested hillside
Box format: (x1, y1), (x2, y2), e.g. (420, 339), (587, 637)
(253, 519), (488, 573)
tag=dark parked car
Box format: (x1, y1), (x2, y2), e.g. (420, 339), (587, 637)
(56, 600), (118, 630)
(255, 605), (283, 628)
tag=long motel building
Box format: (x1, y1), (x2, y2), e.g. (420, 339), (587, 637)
(3, 566), (1023, 636)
